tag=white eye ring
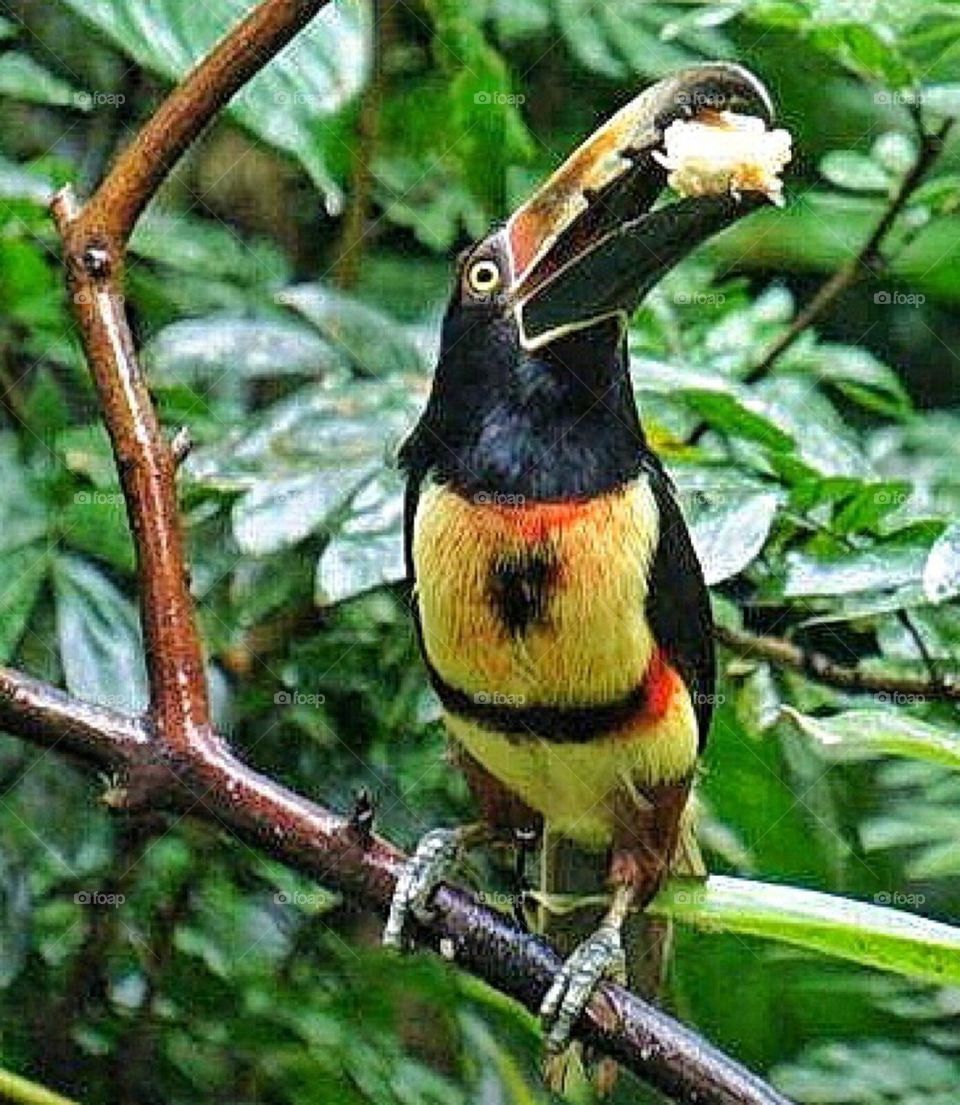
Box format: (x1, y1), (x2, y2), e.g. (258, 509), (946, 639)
(467, 259), (502, 296)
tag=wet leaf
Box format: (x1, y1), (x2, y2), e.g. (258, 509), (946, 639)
(53, 555), (148, 714)
(654, 874), (960, 987)
(785, 537), (934, 599)
(315, 469), (406, 604)
(0, 547), (48, 662)
(0, 52), (86, 110)
(145, 316), (341, 383)
(684, 486), (781, 585)
(278, 284), (427, 377)
(922, 521), (960, 604)
(60, 0), (369, 205)
(782, 707), (960, 771)
(821, 150), (892, 193)
(233, 468), (374, 557)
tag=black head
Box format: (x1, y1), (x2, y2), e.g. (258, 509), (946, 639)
(402, 64), (777, 501)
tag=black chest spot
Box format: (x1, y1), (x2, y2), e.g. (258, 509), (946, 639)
(488, 549), (558, 637)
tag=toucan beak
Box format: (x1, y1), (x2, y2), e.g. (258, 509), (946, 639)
(504, 63), (776, 351)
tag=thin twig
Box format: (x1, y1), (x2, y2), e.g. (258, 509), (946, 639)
(715, 624), (959, 702)
(688, 115), (955, 445)
(332, 0), (386, 289)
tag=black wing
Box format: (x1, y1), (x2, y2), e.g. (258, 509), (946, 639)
(643, 457), (716, 750)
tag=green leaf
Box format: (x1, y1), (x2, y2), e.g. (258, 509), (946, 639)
(232, 468), (374, 557)
(145, 317), (341, 383)
(808, 22), (913, 87)
(315, 469), (405, 604)
(871, 131), (917, 175)
(552, 0), (734, 79)
(0, 153), (54, 205)
(59, 489), (135, 573)
(189, 375), (418, 490)
(911, 174), (960, 216)
(631, 359), (797, 453)
(53, 555), (148, 714)
(830, 480), (914, 535)
(821, 150), (892, 193)
(783, 344), (912, 420)
(922, 521), (960, 604)
(920, 83), (960, 118)
(0, 547), (48, 662)
(652, 875), (960, 987)
(683, 486), (781, 585)
(774, 1041), (959, 1105)
(785, 537), (933, 598)
(782, 707), (960, 771)
(131, 213), (291, 286)
(0, 435), (47, 552)
(757, 378), (868, 477)
(278, 284), (427, 376)
(59, 0), (369, 205)
(0, 52), (86, 110)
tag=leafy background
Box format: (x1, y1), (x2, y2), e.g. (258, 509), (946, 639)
(0, 1), (959, 1103)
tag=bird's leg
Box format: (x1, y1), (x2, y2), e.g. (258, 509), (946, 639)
(540, 881), (634, 1086)
(382, 823), (490, 950)
(511, 826), (538, 932)
(540, 778), (693, 1092)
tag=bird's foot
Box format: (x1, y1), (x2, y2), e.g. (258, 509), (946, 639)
(382, 827), (469, 950)
(540, 886), (632, 1093)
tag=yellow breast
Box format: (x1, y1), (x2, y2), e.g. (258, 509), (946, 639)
(412, 480), (661, 706)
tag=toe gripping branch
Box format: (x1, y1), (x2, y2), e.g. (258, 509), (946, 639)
(383, 827), (469, 950)
(540, 883), (635, 1085)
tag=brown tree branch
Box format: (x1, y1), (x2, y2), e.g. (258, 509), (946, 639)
(0, 668), (790, 1105)
(688, 114), (955, 445)
(50, 0), (336, 756)
(0, 2), (794, 1103)
(715, 624), (959, 702)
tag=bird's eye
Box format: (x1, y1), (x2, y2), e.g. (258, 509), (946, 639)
(467, 259), (502, 297)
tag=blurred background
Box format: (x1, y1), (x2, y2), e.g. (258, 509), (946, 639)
(0, 1), (958, 1103)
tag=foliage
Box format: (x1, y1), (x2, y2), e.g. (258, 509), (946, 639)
(0, 1), (958, 1104)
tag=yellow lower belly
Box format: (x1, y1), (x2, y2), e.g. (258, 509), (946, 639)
(444, 690), (699, 849)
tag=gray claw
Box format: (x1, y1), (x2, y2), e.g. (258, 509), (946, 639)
(540, 921), (627, 1057)
(383, 828), (461, 949)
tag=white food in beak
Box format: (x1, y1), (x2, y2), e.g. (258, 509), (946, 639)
(654, 111), (792, 207)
